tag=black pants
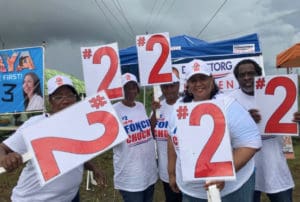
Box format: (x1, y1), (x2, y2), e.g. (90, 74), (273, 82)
(162, 181), (182, 202)
(71, 190), (80, 202)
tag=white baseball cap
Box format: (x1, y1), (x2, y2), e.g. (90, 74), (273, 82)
(172, 72), (180, 83)
(47, 75), (75, 95)
(122, 73), (138, 86)
(185, 59), (212, 81)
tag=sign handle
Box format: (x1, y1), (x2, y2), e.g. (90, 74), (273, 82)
(86, 170), (98, 190)
(207, 184), (221, 202)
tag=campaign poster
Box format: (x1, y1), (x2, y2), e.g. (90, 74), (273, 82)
(172, 55), (264, 94)
(0, 46), (44, 114)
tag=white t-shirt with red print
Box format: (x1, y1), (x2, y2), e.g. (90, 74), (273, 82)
(113, 101), (158, 192)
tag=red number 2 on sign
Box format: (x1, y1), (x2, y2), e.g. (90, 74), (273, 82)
(265, 76), (297, 134)
(146, 35), (172, 83)
(190, 103), (234, 178)
(31, 111), (119, 181)
(93, 47), (122, 99)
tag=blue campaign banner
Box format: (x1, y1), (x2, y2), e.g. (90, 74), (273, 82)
(0, 46), (44, 114)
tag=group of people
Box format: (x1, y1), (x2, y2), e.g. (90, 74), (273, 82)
(0, 58), (298, 202)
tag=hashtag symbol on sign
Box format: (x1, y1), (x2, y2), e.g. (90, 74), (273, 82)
(177, 106), (188, 119)
(255, 77), (265, 90)
(137, 36), (146, 47)
(82, 49), (92, 59)
(89, 95), (107, 109)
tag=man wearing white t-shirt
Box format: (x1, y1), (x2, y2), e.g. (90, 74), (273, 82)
(231, 59), (296, 202)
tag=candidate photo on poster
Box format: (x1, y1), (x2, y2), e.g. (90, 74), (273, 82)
(22, 72), (44, 111)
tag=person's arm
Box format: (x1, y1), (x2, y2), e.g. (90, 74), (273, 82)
(150, 101), (161, 136)
(232, 147), (258, 172)
(84, 160), (107, 188)
(0, 143), (23, 172)
(293, 111), (300, 122)
(150, 113), (157, 136)
(167, 136), (180, 193)
(248, 109), (261, 123)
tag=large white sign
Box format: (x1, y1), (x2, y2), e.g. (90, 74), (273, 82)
(81, 43), (123, 100)
(255, 74), (298, 136)
(22, 91), (128, 185)
(175, 99), (235, 182)
(136, 32), (173, 86)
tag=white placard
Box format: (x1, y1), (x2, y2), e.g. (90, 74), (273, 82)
(136, 32), (173, 86)
(22, 91), (128, 185)
(255, 74), (298, 136)
(175, 99), (235, 182)
(81, 43), (123, 100)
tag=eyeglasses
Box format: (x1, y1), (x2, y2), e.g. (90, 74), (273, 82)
(238, 71), (257, 78)
(51, 94), (77, 102)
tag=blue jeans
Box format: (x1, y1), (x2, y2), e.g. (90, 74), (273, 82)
(119, 184), (155, 202)
(162, 181), (182, 202)
(182, 172), (255, 202)
(253, 188), (293, 202)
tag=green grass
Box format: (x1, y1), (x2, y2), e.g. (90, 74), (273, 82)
(0, 138), (299, 201)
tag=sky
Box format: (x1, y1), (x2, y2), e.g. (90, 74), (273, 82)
(0, 0), (300, 80)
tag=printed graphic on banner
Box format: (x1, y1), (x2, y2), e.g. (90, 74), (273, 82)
(175, 99), (235, 182)
(81, 43), (123, 100)
(22, 91), (128, 185)
(0, 47), (44, 113)
(255, 74), (298, 136)
(136, 32), (173, 86)
(172, 56), (264, 93)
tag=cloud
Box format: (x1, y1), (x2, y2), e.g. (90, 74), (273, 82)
(0, 0), (299, 79)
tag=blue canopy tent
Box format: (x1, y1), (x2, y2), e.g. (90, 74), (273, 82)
(119, 33), (262, 79)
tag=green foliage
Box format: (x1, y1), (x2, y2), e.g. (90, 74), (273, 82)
(44, 68), (86, 94)
(136, 87), (154, 115)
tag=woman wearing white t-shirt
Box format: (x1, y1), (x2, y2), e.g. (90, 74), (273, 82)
(0, 75), (106, 201)
(113, 73), (158, 202)
(150, 74), (182, 202)
(167, 59), (262, 202)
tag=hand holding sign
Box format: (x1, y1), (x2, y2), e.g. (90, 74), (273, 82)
(136, 32), (173, 86)
(255, 74), (298, 136)
(0, 153), (32, 174)
(22, 91), (127, 185)
(81, 43), (123, 100)
(175, 100), (235, 182)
